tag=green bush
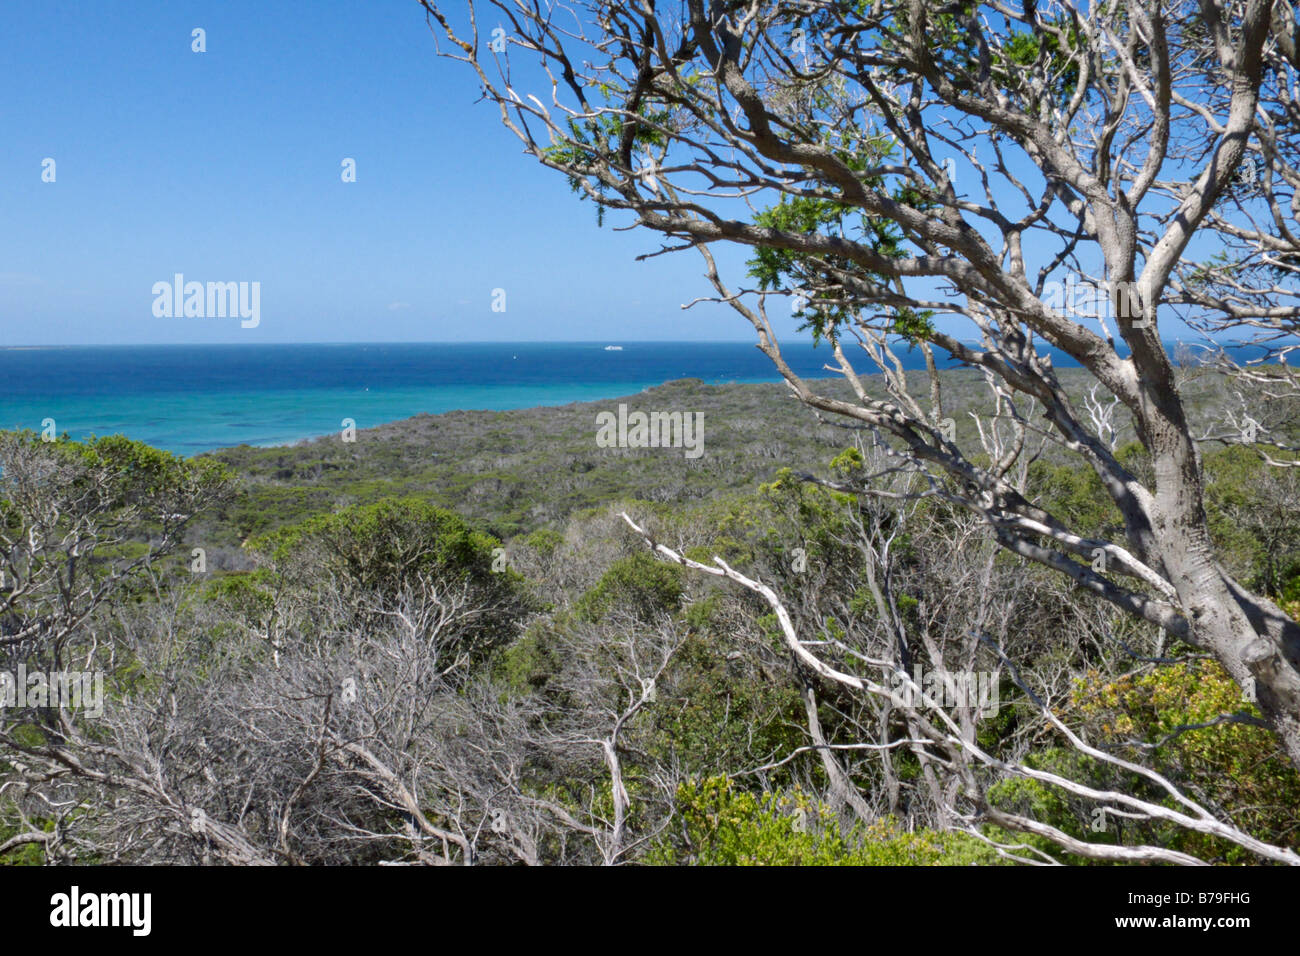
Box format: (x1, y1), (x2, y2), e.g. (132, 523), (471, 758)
(575, 551), (684, 622)
(649, 776), (1002, 866)
(249, 496), (508, 595)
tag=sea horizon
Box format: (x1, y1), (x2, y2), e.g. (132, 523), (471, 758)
(0, 338), (1244, 457)
(1, 341), (848, 456)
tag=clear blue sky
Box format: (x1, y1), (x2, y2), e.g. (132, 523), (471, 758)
(0, 0), (764, 345)
(3, 1), (1218, 350)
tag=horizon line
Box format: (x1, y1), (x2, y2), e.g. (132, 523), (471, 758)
(0, 336), (1256, 350)
(0, 339), (778, 349)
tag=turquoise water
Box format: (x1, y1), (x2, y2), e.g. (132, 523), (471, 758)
(4, 340), (1225, 458)
(0, 342), (860, 456)
(4, 381), (678, 456)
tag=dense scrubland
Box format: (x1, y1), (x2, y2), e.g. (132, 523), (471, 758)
(196, 365), (1282, 544)
(2, 365), (1298, 865)
(11, 0), (1300, 869)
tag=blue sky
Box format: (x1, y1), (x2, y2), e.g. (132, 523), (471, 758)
(0, 0), (762, 345)
(2, 2), (1224, 349)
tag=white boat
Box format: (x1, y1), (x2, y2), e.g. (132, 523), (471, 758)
(604, 345), (623, 351)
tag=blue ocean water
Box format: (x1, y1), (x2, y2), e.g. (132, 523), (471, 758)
(0, 340), (1076, 457)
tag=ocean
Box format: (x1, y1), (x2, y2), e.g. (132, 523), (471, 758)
(1, 340), (1092, 457)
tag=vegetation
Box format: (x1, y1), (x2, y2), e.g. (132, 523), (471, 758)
(7, 0), (1300, 865)
(2, 360), (1298, 864)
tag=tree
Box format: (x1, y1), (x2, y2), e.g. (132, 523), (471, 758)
(420, 0), (1300, 773)
(0, 432), (234, 862)
(0, 431), (231, 656)
(619, 507), (1299, 863)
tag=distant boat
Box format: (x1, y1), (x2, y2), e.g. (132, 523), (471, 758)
(604, 345), (623, 351)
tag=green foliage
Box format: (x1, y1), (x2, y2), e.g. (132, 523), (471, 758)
(891, 307), (936, 343)
(199, 378), (840, 548)
(745, 186), (922, 344)
(1026, 458), (1117, 537)
(0, 815), (52, 866)
(524, 527), (564, 556)
(750, 466), (859, 578)
(201, 571), (276, 628)
(241, 497), (527, 665)
(498, 627), (558, 694)
(542, 96), (675, 227)
(2, 430), (232, 523)
(748, 195), (862, 289)
(249, 496), (507, 595)
(1074, 660), (1300, 862)
(643, 631), (806, 784)
(829, 445), (864, 475)
(649, 776), (1001, 865)
(0, 430), (233, 634)
(989, 658), (1300, 864)
(219, 484), (329, 541)
(575, 551), (684, 622)
(997, 24), (1081, 97)
(1202, 445), (1300, 595)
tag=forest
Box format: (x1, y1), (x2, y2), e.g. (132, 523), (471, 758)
(7, 0), (1300, 866)
(1, 363), (1297, 864)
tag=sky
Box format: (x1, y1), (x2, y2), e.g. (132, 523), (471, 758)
(0, 0), (764, 346)
(0, 2), (1225, 349)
